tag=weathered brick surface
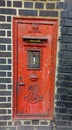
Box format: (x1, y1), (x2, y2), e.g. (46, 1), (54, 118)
(0, 31), (5, 36)
(0, 59), (6, 64)
(0, 110), (6, 114)
(0, 8), (16, 15)
(24, 120), (31, 125)
(13, 1), (22, 8)
(8, 59), (11, 64)
(0, 65), (11, 70)
(35, 2), (44, 9)
(18, 126), (34, 130)
(55, 2), (72, 130)
(0, 72), (6, 77)
(56, 80), (72, 88)
(59, 51), (72, 58)
(35, 126), (51, 130)
(56, 2), (66, 9)
(0, 128), (16, 130)
(58, 66), (72, 74)
(39, 10), (58, 17)
(0, 84), (6, 89)
(0, 78), (11, 83)
(40, 121), (48, 125)
(0, 116), (11, 120)
(19, 9), (37, 16)
(60, 44), (72, 51)
(0, 52), (11, 57)
(46, 3), (55, 9)
(0, 24), (11, 29)
(7, 1), (11, 7)
(7, 31), (11, 37)
(7, 16), (11, 22)
(24, 2), (33, 8)
(0, 1), (5, 6)
(67, 1), (72, 9)
(0, 91), (11, 96)
(0, 16), (5, 21)
(32, 120), (39, 125)
(0, 122), (7, 127)
(8, 97), (11, 101)
(8, 121), (12, 126)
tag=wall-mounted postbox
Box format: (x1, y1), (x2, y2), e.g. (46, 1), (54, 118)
(13, 18), (58, 119)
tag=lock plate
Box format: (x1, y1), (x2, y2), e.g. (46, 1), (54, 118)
(27, 49), (41, 69)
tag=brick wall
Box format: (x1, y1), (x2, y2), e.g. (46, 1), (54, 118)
(55, 1), (72, 129)
(0, 0), (72, 130)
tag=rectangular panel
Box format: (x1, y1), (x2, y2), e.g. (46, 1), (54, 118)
(28, 50), (40, 69)
(13, 17), (58, 120)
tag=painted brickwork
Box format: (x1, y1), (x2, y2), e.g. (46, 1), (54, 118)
(0, 0), (72, 130)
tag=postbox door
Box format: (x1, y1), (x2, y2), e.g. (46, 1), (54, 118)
(13, 18), (58, 119)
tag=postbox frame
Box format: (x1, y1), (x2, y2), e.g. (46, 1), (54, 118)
(13, 17), (58, 120)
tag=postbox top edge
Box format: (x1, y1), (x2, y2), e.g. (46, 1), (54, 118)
(13, 17), (58, 23)
(22, 36), (48, 40)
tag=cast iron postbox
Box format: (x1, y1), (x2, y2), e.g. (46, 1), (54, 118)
(13, 18), (58, 119)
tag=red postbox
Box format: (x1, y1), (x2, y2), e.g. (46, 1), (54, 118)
(13, 17), (58, 119)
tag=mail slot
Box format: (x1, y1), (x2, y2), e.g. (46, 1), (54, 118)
(22, 36), (48, 44)
(13, 17), (58, 119)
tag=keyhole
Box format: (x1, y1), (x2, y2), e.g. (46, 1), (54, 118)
(19, 76), (22, 80)
(33, 55), (36, 65)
